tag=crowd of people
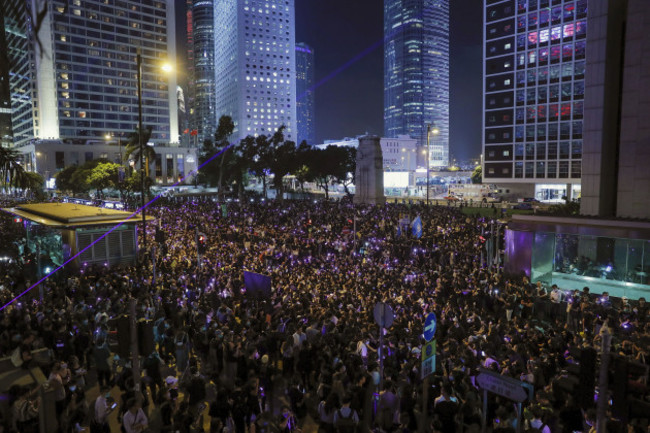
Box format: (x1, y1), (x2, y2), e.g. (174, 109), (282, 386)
(0, 196), (648, 433)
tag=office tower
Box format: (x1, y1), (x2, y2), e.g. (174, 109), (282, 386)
(295, 42), (315, 145)
(191, 0), (216, 146)
(214, 0), (297, 141)
(3, 0), (178, 148)
(482, 0), (588, 201)
(2, 2), (36, 147)
(384, 0), (450, 168)
(581, 0), (650, 218)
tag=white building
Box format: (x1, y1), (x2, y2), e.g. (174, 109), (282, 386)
(214, 0), (297, 142)
(4, 0), (179, 148)
(17, 140), (198, 188)
(317, 135), (418, 171)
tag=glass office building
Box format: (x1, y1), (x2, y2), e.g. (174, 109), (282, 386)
(296, 43), (315, 145)
(4, 0), (179, 148)
(191, 0), (216, 146)
(483, 0), (587, 198)
(384, 0), (449, 168)
(214, 0), (297, 141)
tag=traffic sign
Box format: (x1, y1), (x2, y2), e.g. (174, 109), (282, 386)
(476, 368), (533, 403)
(421, 354), (436, 379)
(373, 302), (394, 329)
(423, 312), (437, 341)
(422, 340), (436, 362)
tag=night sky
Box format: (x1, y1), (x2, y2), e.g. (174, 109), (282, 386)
(295, 0), (484, 161)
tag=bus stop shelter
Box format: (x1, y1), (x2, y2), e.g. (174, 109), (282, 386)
(2, 202), (154, 274)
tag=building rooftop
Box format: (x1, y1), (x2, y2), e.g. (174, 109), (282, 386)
(2, 202), (154, 228)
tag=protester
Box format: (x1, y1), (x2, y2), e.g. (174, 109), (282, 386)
(0, 196), (648, 433)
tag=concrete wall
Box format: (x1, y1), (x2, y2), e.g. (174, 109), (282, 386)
(616, 0), (650, 218)
(580, 0), (626, 217)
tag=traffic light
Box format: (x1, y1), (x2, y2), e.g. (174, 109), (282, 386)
(198, 233), (207, 254)
(13, 217), (22, 223)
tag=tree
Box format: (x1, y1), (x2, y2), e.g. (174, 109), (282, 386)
(266, 127), (298, 201)
(240, 134), (273, 198)
(198, 115), (236, 193)
(20, 172), (45, 200)
(88, 162), (121, 198)
(124, 126), (155, 177)
(0, 146), (28, 194)
(309, 146), (347, 200)
(56, 165), (83, 196)
(331, 146), (356, 197)
(471, 165), (483, 184)
(292, 141), (312, 195)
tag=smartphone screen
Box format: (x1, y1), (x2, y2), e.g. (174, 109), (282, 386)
(111, 403), (117, 410)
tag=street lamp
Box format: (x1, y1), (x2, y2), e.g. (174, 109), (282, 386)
(104, 133), (123, 164)
(426, 125), (440, 205)
(136, 51), (146, 253)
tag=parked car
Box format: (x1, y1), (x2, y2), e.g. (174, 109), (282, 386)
(512, 202), (534, 210)
(518, 197), (540, 203)
(444, 195), (460, 201)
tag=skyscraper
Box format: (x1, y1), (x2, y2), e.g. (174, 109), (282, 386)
(482, 0), (588, 201)
(3, 0), (178, 148)
(295, 42), (315, 145)
(384, 0), (450, 168)
(214, 0), (297, 142)
(2, 1), (36, 147)
(191, 0), (216, 147)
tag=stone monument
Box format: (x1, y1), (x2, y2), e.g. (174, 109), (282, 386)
(354, 135), (385, 205)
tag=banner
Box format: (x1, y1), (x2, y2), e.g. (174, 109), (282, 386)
(243, 270), (272, 298)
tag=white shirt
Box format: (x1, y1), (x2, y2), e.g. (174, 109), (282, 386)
(122, 408), (148, 433)
(550, 289), (562, 303)
(94, 395), (110, 424)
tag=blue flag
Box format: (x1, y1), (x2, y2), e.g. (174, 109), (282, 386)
(243, 270), (272, 298)
(412, 215), (423, 238)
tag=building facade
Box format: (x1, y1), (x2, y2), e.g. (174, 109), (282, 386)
(3, 0), (179, 149)
(317, 135), (418, 172)
(384, 0), (450, 168)
(191, 0), (216, 147)
(214, 0), (297, 142)
(295, 43), (315, 145)
(18, 140), (197, 187)
(482, 0), (588, 201)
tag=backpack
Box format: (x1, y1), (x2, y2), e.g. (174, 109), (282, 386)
(335, 408), (358, 433)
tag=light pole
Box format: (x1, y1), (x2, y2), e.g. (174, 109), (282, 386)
(136, 51), (146, 253)
(425, 125), (440, 205)
(104, 134), (123, 164)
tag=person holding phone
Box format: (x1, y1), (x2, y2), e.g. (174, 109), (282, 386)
(91, 384), (114, 433)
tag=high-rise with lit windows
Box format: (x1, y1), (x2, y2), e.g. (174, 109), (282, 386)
(191, 0), (216, 146)
(384, 0), (450, 168)
(3, 0), (178, 148)
(295, 42), (315, 145)
(482, 0), (588, 201)
(214, 0), (297, 141)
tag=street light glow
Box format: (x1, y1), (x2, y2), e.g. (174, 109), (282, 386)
(161, 63), (173, 73)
